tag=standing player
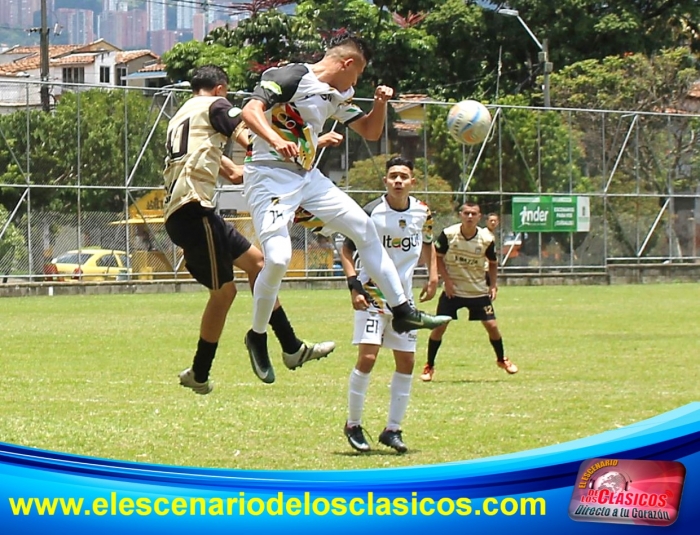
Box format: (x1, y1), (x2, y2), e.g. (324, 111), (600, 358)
(240, 32), (450, 384)
(484, 212), (500, 239)
(484, 212), (500, 287)
(419, 202), (518, 382)
(163, 65), (334, 395)
(341, 157), (439, 453)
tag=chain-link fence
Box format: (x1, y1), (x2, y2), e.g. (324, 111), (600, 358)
(1, 81), (698, 283)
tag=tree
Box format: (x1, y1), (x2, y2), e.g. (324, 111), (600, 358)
(419, 0), (492, 100)
(0, 89), (167, 213)
(547, 47), (700, 255)
(162, 40), (252, 90)
(550, 47), (700, 195)
(421, 94), (585, 201)
(0, 204), (25, 278)
(345, 154), (454, 216)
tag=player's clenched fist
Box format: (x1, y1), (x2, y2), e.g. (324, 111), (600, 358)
(374, 85), (394, 103)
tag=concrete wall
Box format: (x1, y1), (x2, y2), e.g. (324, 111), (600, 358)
(1, 264), (698, 298)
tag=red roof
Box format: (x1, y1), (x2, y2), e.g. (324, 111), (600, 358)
(116, 50), (158, 64)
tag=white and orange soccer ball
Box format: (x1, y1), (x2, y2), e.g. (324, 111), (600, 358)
(446, 99), (492, 145)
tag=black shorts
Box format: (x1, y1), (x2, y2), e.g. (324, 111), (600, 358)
(165, 203), (251, 290)
(436, 292), (496, 321)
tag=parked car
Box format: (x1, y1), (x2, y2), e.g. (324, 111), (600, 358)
(43, 248), (131, 281)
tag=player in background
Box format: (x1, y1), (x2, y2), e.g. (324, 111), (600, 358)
(484, 212), (500, 239)
(240, 32), (450, 384)
(340, 157), (439, 453)
(419, 202), (518, 382)
(484, 212), (500, 287)
(163, 65), (334, 395)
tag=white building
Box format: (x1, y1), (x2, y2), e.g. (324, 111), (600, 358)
(0, 39), (160, 113)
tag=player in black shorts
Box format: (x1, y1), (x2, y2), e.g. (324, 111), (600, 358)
(419, 202), (518, 382)
(163, 65), (335, 394)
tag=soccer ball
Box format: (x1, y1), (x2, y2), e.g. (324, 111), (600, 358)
(446, 100), (492, 145)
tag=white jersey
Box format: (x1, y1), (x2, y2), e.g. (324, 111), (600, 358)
(347, 195), (433, 314)
(244, 63), (365, 170)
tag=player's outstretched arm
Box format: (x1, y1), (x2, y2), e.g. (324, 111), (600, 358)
(348, 85), (394, 141)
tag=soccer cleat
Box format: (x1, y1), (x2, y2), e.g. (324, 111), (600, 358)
(283, 340), (336, 370)
(178, 368), (213, 395)
(379, 428), (408, 453)
(244, 330), (275, 384)
(344, 423), (371, 452)
(497, 357), (519, 374)
(391, 308), (451, 334)
(419, 363), (434, 382)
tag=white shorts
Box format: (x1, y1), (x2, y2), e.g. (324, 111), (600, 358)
(243, 163), (375, 245)
(352, 310), (418, 352)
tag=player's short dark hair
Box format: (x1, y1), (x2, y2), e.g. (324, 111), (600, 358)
(190, 65), (229, 92)
(386, 156), (413, 171)
(487, 212), (499, 219)
(460, 201), (481, 212)
(327, 31), (372, 63)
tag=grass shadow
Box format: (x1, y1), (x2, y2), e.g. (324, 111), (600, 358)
(332, 449), (420, 457)
(425, 378), (505, 385)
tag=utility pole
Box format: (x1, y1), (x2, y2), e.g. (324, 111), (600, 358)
(540, 39), (552, 108)
(40, 0), (50, 112)
(497, 8), (553, 108)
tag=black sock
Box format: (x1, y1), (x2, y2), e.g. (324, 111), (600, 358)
(392, 301), (412, 318)
(192, 338), (217, 383)
(427, 338), (442, 367)
(490, 338), (505, 360)
(269, 307), (302, 354)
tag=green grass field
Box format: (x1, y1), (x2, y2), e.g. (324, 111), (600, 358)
(1, 283), (698, 470)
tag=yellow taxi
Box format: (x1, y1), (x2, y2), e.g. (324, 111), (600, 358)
(43, 248), (131, 281)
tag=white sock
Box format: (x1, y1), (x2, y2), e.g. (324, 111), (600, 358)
(251, 235), (291, 333)
(347, 368), (371, 426)
(387, 372), (413, 431)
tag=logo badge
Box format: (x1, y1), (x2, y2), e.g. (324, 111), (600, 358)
(569, 458), (685, 527)
(399, 219), (407, 229)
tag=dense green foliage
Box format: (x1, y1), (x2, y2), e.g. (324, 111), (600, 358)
(2, 0), (700, 220)
(0, 89), (167, 212)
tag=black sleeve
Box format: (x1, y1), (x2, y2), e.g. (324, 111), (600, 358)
(485, 241), (497, 262)
(245, 64), (308, 109)
(434, 231), (449, 255)
(209, 98), (242, 138)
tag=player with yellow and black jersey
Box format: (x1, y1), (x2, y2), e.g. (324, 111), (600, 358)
(164, 65), (334, 397)
(419, 201), (518, 382)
